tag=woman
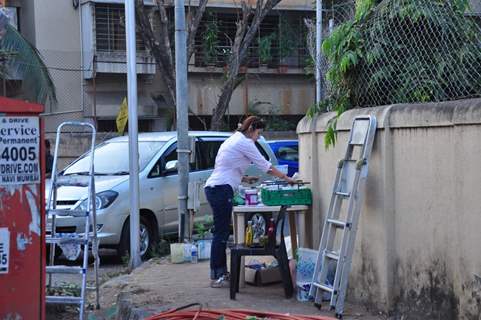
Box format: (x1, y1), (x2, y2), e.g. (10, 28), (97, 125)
(204, 116), (295, 287)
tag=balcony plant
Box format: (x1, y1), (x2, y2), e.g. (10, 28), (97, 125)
(259, 34), (275, 70)
(203, 19), (219, 66)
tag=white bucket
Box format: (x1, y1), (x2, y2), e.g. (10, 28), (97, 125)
(170, 243), (185, 264)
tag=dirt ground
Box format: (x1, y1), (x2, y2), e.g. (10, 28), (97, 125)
(62, 257), (388, 320)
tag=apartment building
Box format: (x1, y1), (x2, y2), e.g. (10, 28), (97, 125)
(8, 0), (316, 133)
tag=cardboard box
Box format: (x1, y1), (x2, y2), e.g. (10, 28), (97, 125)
(244, 256), (282, 286)
(245, 265), (282, 286)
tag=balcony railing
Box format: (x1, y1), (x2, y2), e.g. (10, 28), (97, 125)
(191, 45), (309, 70)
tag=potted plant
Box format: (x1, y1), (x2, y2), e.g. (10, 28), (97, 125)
(203, 19), (219, 67)
(259, 34), (274, 71)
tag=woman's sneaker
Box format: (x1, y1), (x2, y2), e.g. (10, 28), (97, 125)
(210, 273), (230, 288)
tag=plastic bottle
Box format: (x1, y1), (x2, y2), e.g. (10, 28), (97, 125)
(191, 243), (198, 263)
(245, 221), (253, 247)
(267, 218), (276, 247)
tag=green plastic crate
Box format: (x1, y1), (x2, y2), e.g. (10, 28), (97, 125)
(261, 187), (312, 206)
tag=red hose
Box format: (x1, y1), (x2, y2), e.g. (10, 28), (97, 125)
(145, 305), (335, 320)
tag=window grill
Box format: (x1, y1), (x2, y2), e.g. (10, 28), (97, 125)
(193, 10), (312, 69)
(94, 3), (146, 52)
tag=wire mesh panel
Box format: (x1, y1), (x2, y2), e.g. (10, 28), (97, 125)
(37, 49), (84, 114)
(355, 0), (481, 107)
(304, 1), (355, 99)
(315, 0), (481, 109)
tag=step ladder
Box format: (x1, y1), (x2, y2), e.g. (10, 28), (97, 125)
(45, 121), (100, 320)
(309, 115), (377, 319)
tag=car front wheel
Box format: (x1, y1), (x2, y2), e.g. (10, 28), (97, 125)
(118, 216), (154, 260)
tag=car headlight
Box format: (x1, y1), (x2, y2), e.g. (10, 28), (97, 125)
(77, 190), (118, 211)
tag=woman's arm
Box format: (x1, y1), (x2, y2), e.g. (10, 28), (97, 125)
(268, 166), (296, 184)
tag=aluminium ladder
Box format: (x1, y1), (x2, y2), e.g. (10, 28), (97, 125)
(309, 115), (377, 319)
(45, 122), (100, 320)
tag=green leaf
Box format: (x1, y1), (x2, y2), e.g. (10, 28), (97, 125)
(324, 123), (337, 149)
(348, 51), (358, 65)
(340, 55), (351, 73)
(322, 38), (332, 56)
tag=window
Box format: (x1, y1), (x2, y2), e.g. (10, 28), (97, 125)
(94, 3), (146, 52)
(197, 140), (224, 170)
(164, 145), (178, 164)
(255, 142), (270, 161)
(276, 146), (298, 162)
(3, 7), (18, 30)
(148, 143), (195, 177)
(193, 10), (312, 68)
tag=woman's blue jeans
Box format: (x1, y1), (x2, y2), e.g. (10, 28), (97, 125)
(205, 184), (233, 280)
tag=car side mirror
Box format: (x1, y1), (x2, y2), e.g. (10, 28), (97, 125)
(165, 160), (178, 173)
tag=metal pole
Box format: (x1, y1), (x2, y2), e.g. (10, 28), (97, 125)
(175, 0), (189, 242)
(79, 2), (85, 120)
(92, 55), (97, 129)
(125, 0), (141, 268)
(316, 0), (323, 104)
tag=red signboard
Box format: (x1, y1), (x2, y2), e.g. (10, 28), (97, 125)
(0, 97), (45, 320)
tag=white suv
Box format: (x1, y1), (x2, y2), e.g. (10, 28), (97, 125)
(47, 131), (278, 259)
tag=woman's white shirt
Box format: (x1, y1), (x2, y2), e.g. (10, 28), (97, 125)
(205, 131), (271, 191)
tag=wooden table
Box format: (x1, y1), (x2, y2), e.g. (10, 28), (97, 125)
(232, 204), (310, 286)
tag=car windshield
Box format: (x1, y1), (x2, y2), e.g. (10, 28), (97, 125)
(63, 141), (165, 175)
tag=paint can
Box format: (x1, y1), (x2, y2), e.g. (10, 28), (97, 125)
(245, 189), (258, 205)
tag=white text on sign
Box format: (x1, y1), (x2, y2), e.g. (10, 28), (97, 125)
(0, 117), (40, 185)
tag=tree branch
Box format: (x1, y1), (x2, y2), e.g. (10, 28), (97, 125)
(239, 0), (282, 60)
(156, 0), (175, 74)
(187, 0), (208, 62)
(135, 0), (176, 106)
(210, 3), (252, 130)
(210, 0), (284, 130)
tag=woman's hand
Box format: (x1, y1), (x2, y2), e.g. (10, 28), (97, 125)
(268, 166), (298, 184)
(242, 176), (259, 184)
(284, 176), (296, 185)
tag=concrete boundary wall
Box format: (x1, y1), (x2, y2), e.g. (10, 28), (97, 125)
(297, 98), (481, 319)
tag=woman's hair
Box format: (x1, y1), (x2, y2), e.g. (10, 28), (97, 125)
(237, 116), (266, 133)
